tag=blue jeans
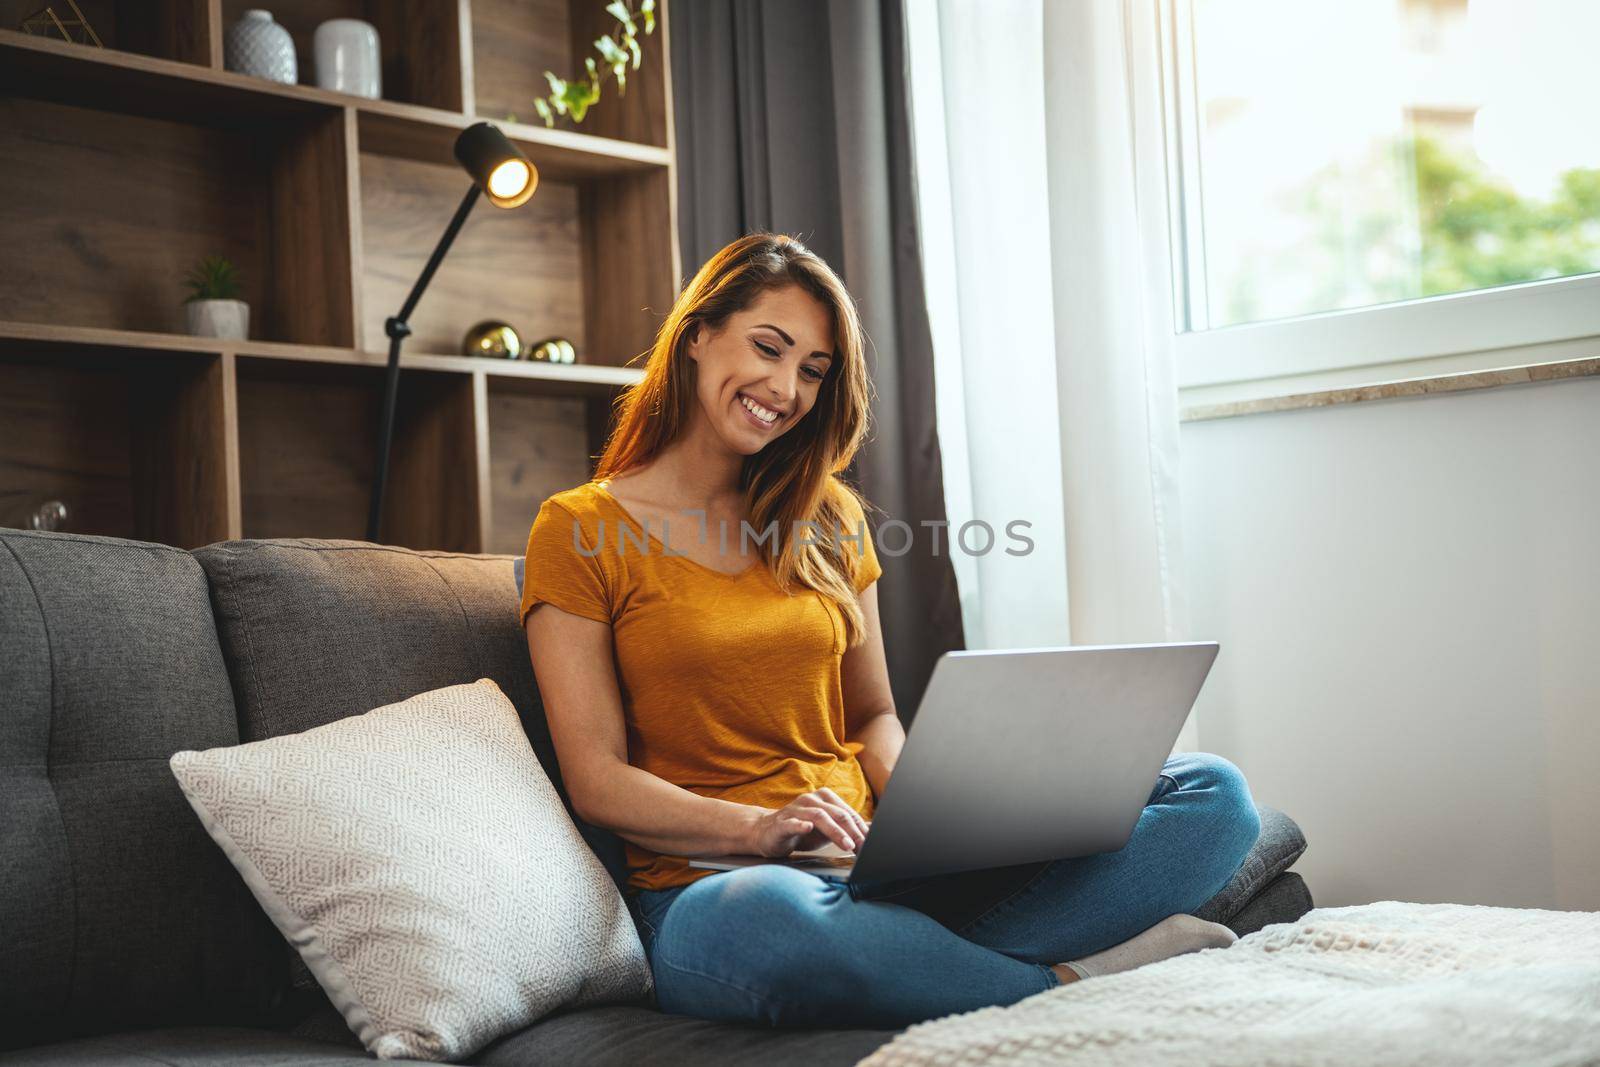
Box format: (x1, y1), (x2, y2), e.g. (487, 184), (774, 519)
(630, 751), (1261, 1029)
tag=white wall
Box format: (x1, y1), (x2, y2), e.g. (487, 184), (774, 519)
(1181, 375), (1600, 911)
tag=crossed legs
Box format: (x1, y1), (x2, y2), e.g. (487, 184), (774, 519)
(642, 752), (1262, 1029)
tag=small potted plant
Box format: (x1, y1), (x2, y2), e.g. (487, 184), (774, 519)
(183, 254), (249, 340)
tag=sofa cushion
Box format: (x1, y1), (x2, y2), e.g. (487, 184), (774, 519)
(281, 1000), (896, 1067)
(1192, 804), (1308, 926)
(1224, 871), (1313, 937)
(169, 678), (652, 1062)
(0, 878), (1309, 1067)
(0, 530), (289, 1051)
(0, 1026), (421, 1066)
(475, 1005), (895, 1067)
(191, 539), (628, 889)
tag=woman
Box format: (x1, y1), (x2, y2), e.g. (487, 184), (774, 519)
(520, 232), (1261, 1030)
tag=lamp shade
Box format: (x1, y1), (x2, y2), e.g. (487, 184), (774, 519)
(454, 122), (537, 209)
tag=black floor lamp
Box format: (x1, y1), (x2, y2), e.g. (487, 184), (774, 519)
(366, 122), (538, 543)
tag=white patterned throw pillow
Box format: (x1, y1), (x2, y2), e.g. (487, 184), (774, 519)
(169, 677), (651, 1062)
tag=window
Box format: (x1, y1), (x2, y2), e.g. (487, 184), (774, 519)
(1162, 0), (1600, 392)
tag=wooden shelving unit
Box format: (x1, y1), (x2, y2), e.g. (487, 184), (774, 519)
(0, 2), (676, 554)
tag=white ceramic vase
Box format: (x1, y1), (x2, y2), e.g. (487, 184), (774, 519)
(313, 18), (382, 99)
(225, 10), (297, 85)
(185, 299), (250, 340)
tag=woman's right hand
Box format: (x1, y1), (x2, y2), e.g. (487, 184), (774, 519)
(747, 788), (871, 857)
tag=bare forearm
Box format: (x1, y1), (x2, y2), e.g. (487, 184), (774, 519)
(854, 709), (905, 799)
(573, 760), (764, 857)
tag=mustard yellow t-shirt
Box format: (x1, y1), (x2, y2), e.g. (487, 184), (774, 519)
(518, 479), (884, 892)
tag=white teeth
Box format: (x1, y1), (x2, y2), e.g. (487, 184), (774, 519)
(740, 394), (780, 424)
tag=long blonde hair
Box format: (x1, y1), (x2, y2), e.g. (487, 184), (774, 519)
(594, 232), (878, 646)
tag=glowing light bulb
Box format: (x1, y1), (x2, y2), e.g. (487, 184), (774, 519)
(488, 160), (531, 201)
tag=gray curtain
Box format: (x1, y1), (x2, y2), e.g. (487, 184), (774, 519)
(671, 0), (966, 719)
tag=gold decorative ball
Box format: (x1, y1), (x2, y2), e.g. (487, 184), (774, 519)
(529, 337), (577, 364)
(461, 320), (523, 359)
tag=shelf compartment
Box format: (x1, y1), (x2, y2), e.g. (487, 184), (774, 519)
(581, 167), (677, 367)
(484, 376), (616, 555)
(216, 1), (468, 111)
(358, 150), (586, 358)
(0, 338), (232, 547)
(236, 357), (481, 551)
(472, 0), (672, 150)
(0, 96), (356, 346)
(0, 0), (216, 66)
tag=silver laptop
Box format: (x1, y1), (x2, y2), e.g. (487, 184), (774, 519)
(689, 642), (1219, 886)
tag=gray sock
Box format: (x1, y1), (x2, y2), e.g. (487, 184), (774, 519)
(1063, 914), (1238, 980)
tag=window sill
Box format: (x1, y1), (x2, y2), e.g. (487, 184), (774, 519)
(1178, 350), (1600, 423)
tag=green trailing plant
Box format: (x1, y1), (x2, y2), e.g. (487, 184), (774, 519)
(533, 0), (655, 127)
(183, 254), (244, 304)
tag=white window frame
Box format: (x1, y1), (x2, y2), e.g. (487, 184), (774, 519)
(1148, 0), (1600, 408)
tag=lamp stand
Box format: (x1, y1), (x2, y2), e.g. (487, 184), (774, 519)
(366, 184), (484, 543)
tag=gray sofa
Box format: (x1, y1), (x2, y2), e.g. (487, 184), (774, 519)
(0, 529), (1313, 1066)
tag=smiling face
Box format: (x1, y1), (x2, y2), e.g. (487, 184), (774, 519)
(684, 283), (836, 454)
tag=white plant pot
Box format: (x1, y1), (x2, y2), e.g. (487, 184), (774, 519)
(185, 299), (250, 340)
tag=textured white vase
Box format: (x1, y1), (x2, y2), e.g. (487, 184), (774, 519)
(226, 10), (297, 85)
(185, 299), (250, 340)
(313, 18), (382, 99)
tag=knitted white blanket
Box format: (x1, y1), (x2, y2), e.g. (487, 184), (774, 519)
(860, 901), (1600, 1067)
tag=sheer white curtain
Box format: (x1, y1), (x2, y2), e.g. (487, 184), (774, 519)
(907, 0), (1196, 751)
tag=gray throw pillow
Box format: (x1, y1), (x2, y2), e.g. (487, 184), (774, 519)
(169, 678), (651, 1061)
